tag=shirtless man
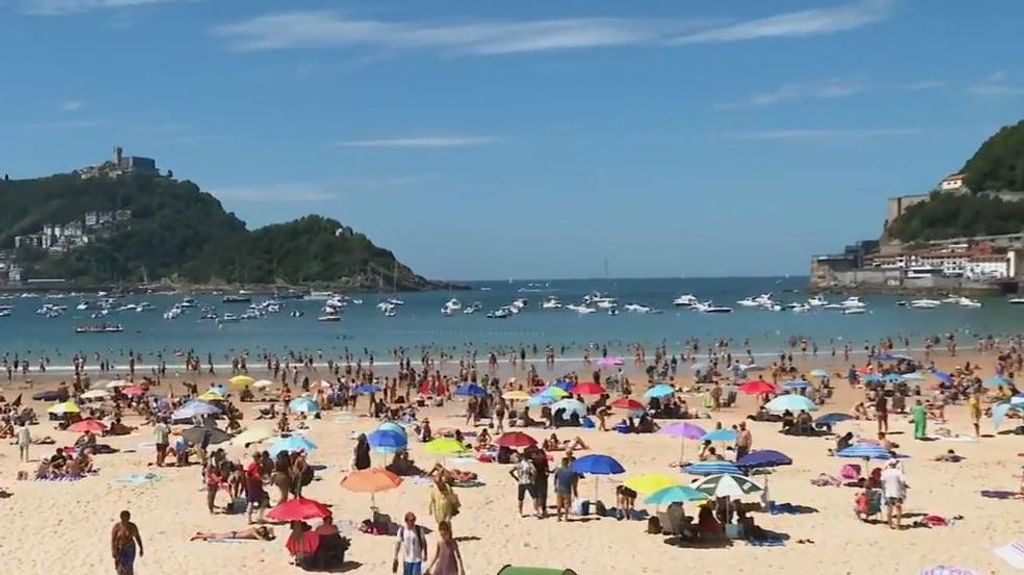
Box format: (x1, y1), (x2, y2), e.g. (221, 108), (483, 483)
(110, 510), (143, 575)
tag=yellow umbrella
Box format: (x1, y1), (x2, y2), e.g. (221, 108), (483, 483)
(231, 427), (276, 447)
(47, 401), (81, 415)
(624, 473), (679, 495)
(424, 438), (469, 455)
(502, 390), (530, 401)
(198, 391), (226, 402)
(229, 375), (255, 388)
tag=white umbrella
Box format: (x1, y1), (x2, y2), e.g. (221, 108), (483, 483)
(253, 379), (274, 389)
(106, 380), (130, 389)
(691, 473), (763, 499)
(81, 389), (110, 400)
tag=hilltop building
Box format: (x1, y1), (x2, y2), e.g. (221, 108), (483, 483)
(77, 146), (159, 179)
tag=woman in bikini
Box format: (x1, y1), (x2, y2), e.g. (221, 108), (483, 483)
(190, 525), (275, 541)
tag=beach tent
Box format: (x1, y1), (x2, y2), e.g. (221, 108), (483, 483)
(497, 566), (578, 575)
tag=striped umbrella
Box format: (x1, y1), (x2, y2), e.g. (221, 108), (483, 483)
(691, 474), (763, 499)
(782, 379), (810, 390)
(683, 461), (742, 476)
(837, 443), (891, 460)
(764, 394), (817, 413)
(644, 485), (708, 506)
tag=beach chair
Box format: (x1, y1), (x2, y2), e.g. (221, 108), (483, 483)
(497, 567), (578, 575)
(866, 489), (882, 520)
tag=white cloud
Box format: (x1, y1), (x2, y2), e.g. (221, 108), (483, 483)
(716, 77), (943, 110)
(20, 0), (188, 15)
(211, 175), (434, 203)
(212, 13), (715, 55)
(969, 72), (1024, 97)
(333, 136), (501, 148)
(718, 127), (920, 141)
(57, 99), (85, 112)
(671, 0), (893, 44)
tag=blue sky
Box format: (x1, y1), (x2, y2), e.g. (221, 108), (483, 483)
(2, 0), (1023, 280)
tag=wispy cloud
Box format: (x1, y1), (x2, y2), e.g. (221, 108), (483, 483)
(211, 175), (435, 203)
(20, 0), (189, 15)
(718, 127), (920, 141)
(969, 71), (1024, 97)
(672, 0), (893, 44)
(24, 118), (105, 130)
(716, 77), (943, 110)
(333, 136), (501, 149)
(57, 99), (85, 113)
(212, 13), (716, 55)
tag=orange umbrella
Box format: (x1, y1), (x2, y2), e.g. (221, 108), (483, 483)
(68, 419), (107, 433)
(340, 468), (402, 508)
(611, 397), (645, 411)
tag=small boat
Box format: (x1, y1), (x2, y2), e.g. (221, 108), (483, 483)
(541, 296), (563, 309)
(307, 291), (334, 301)
(696, 302), (732, 313)
(179, 297), (197, 308)
(842, 308), (866, 315)
(487, 308), (512, 319)
(75, 323), (124, 334)
(75, 301), (89, 310)
(222, 295), (251, 304)
(463, 302), (482, 315)
(909, 299), (941, 309)
(736, 297), (760, 308)
(672, 294), (699, 308)
(807, 295), (828, 307)
(623, 303), (652, 313)
(290, 310), (304, 318)
(791, 304), (811, 313)
(1010, 298), (1024, 305)
(840, 296), (866, 309)
(957, 297), (982, 308)
(217, 313), (240, 323)
(317, 314), (342, 322)
(0, 309), (11, 318)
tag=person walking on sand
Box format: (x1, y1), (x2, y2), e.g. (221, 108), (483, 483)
(153, 417), (170, 467)
(874, 390), (888, 434)
(553, 457), (575, 522)
(735, 422), (752, 461)
(428, 471), (459, 527)
(110, 510), (143, 575)
(509, 454), (536, 517)
(393, 511), (428, 575)
(881, 459), (908, 530)
(16, 421), (31, 462)
(969, 391), (982, 437)
(424, 520), (465, 575)
(911, 399), (927, 440)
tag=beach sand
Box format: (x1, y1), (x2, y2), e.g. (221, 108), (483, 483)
(1, 351), (1023, 575)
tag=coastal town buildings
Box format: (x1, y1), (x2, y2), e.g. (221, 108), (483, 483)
(14, 209), (131, 254)
(76, 146), (159, 180)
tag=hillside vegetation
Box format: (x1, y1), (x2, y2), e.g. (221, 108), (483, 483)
(963, 118), (1024, 192)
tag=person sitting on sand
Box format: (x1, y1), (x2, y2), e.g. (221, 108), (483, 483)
(543, 433), (562, 451)
(277, 412), (290, 434)
(386, 450), (423, 477)
(108, 417), (134, 436)
(74, 429), (98, 449)
(780, 410), (796, 434)
(67, 449), (94, 476)
(933, 449), (963, 463)
(191, 525), (275, 541)
(474, 428), (491, 450)
(637, 414), (659, 433)
(876, 432), (898, 453)
(852, 402), (868, 420)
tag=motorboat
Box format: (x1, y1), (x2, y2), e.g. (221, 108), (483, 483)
(487, 307), (513, 319)
(673, 294), (699, 308)
(179, 297), (197, 308)
(511, 298), (529, 310)
(386, 298), (405, 306)
(736, 297), (760, 308)
(217, 313), (240, 323)
(594, 298), (617, 310)
(807, 295), (828, 307)
(957, 297), (982, 308)
(842, 307), (866, 315)
(840, 296), (866, 309)
(317, 314), (342, 322)
(75, 301), (89, 310)
(74, 323), (124, 334)
(941, 295), (963, 304)
(607, 308), (619, 316)
(1010, 298), (1024, 305)
(441, 298), (462, 316)
(623, 303), (652, 313)
(696, 302), (733, 313)
(463, 302), (482, 315)
(791, 304), (811, 313)
(307, 291), (334, 301)
(822, 303), (845, 310)
(199, 308), (218, 321)
(222, 295), (251, 304)
(909, 299), (941, 309)
(541, 296), (563, 309)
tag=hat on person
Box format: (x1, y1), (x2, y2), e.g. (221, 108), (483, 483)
(886, 459), (899, 467)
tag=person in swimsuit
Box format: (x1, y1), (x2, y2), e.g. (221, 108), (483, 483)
(110, 510), (143, 575)
(190, 525), (275, 541)
(424, 520), (464, 575)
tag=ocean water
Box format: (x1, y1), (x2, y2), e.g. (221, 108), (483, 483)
(0, 276), (1019, 367)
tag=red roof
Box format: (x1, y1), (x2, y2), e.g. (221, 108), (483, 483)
(942, 173), (965, 181)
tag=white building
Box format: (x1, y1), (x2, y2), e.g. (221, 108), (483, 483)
(965, 253), (1015, 280)
(940, 173), (966, 191)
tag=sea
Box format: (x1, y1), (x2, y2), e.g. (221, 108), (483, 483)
(0, 276), (1018, 370)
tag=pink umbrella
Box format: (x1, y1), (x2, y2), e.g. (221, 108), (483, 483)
(661, 422), (707, 465)
(571, 381), (606, 396)
(595, 356), (624, 368)
(123, 386), (147, 397)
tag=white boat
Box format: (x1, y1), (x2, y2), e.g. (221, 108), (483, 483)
(791, 304), (811, 313)
(840, 296), (866, 309)
(736, 297), (760, 308)
(941, 295), (963, 304)
(511, 298), (529, 310)
(696, 302), (733, 313)
(807, 295), (828, 307)
(957, 297), (982, 308)
(822, 303), (845, 310)
(307, 291), (334, 301)
(541, 296), (563, 309)
(384, 308), (397, 318)
(443, 298), (462, 311)
(487, 307), (513, 319)
(386, 298), (405, 306)
(75, 301), (89, 310)
(623, 303), (652, 313)
(0, 309), (10, 318)
(842, 307), (866, 315)
(463, 302), (482, 315)
(1010, 298), (1024, 305)
(672, 294), (699, 308)
(595, 298), (617, 310)
(217, 313), (240, 323)
(317, 314), (342, 322)
(179, 297), (197, 308)
(909, 299), (941, 309)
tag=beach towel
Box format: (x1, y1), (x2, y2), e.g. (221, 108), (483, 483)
(768, 503), (816, 515)
(36, 475), (83, 482)
(118, 473), (165, 484)
(980, 490), (1022, 500)
(994, 540), (1024, 570)
(746, 538), (786, 547)
(810, 474), (841, 487)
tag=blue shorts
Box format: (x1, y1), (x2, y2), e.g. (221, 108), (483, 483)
(404, 562), (423, 575)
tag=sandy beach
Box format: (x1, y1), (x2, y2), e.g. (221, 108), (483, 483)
(1, 350), (1022, 575)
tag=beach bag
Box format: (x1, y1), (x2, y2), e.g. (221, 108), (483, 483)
(228, 497), (247, 514)
(646, 516), (661, 534)
(300, 465), (314, 487)
(447, 490), (461, 517)
(594, 501), (607, 517)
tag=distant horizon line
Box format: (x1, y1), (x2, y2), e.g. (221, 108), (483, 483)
(437, 274), (810, 283)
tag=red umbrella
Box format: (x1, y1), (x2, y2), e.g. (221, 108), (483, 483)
(496, 432), (537, 448)
(266, 496), (331, 522)
(571, 381), (606, 396)
(611, 398), (645, 411)
(286, 531), (320, 557)
(123, 386), (147, 397)
(738, 380), (778, 395)
(68, 419), (107, 433)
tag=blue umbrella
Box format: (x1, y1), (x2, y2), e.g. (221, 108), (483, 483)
(892, 353), (914, 361)
(268, 435), (318, 457)
(172, 400), (221, 420)
(932, 370), (954, 386)
(378, 422), (407, 437)
(353, 384), (382, 395)
(992, 402), (1021, 430)
(683, 461), (742, 476)
(701, 428), (738, 442)
(644, 485), (708, 505)
(782, 379), (810, 390)
(882, 374), (904, 384)
(1010, 394), (1024, 407)
(737, 449), (792, 470)
(455, 383), (488, 397)
(571, 454), (625, 475)
(875, 353), (896, 362)
(551, 380), (574, 392)
(289, 397), (320, 414)
(526, 394), (555, 407)
(368, 429), (407, 453)
(985, 375), (1011, 388)
(644, 384), (675, 399)
(837, 443), (891, 460)
(764, 394), (817, 413)
(550, 399), (587, 418)
(901, 372), (926, 381)
(863, 374), (883, 384)
(815, 412), (854, 426)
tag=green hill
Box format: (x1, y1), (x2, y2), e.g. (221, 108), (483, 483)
(0, 173), (436, 289)
(963, 118), (1024, 192)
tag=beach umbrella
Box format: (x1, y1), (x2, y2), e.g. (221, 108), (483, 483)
(502, 390), (530, 401)
(68, 419), (107, 433)
(182, 426), (231, 446)
(701, 428), (738, 442)
(572, 454), (625, 500)
(610, 398), (645, 411)
(551, 399), (587, 418)
(106, 379), (130, 389)
(624, 473), (678, 495)
(551, 380), (575, 392)
(455, 383), (488, 397)
(172, 399), (220, 420)
(266, 496), (331, 522)
(692, 473), (763, 499)
(782, 379), (810, 390)
(229, 375), (255, 388)
(992, 402), (1022, 430)
(875, 353), (896, 362)
(1010, 394), (1024, 407)
(353, 384), (382, 395)
(737, 450), (792, 470)
(80, 389), (110, 400)
(684, 461), (742, 476)
(47, 401), (81, 415)
(377, 422), (407, 438)
(368, 429), (407, 453)
(539, 386), (569, 400)
(645, 485), (709, 506)
(596, 356), (624, 368)
(882, 374), (904, 384)
(231, 427), (276, 446)
(424, 438), (469, 455)
(208, 383), (228, 396)
(738, 380), (777, 395)
(123, 385), (147, 397)
(198, 391), (226, 402)
(644, 384), (675, 399)
(572, 381), (607, 396)
(496, 432), (537, 449)
(289, 397), (320, 414)
(809, 369), (829, 377)
(863, 374), (883, 384)
(340, 468), (402, 507)
(916, 567), (980, 575)
(815, 412), (854, 426)
(764, 394), (817, 413)
(932, 370), (954, 386)
(526, 394), (556, 408)
(901, 372), (926, 381)
(661, 421), (707, 464)
(837, 443), (891, 460)
(252, 379), (274, 389)
(268, 435), (318, 457)
(985, 375), (1012, 388)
